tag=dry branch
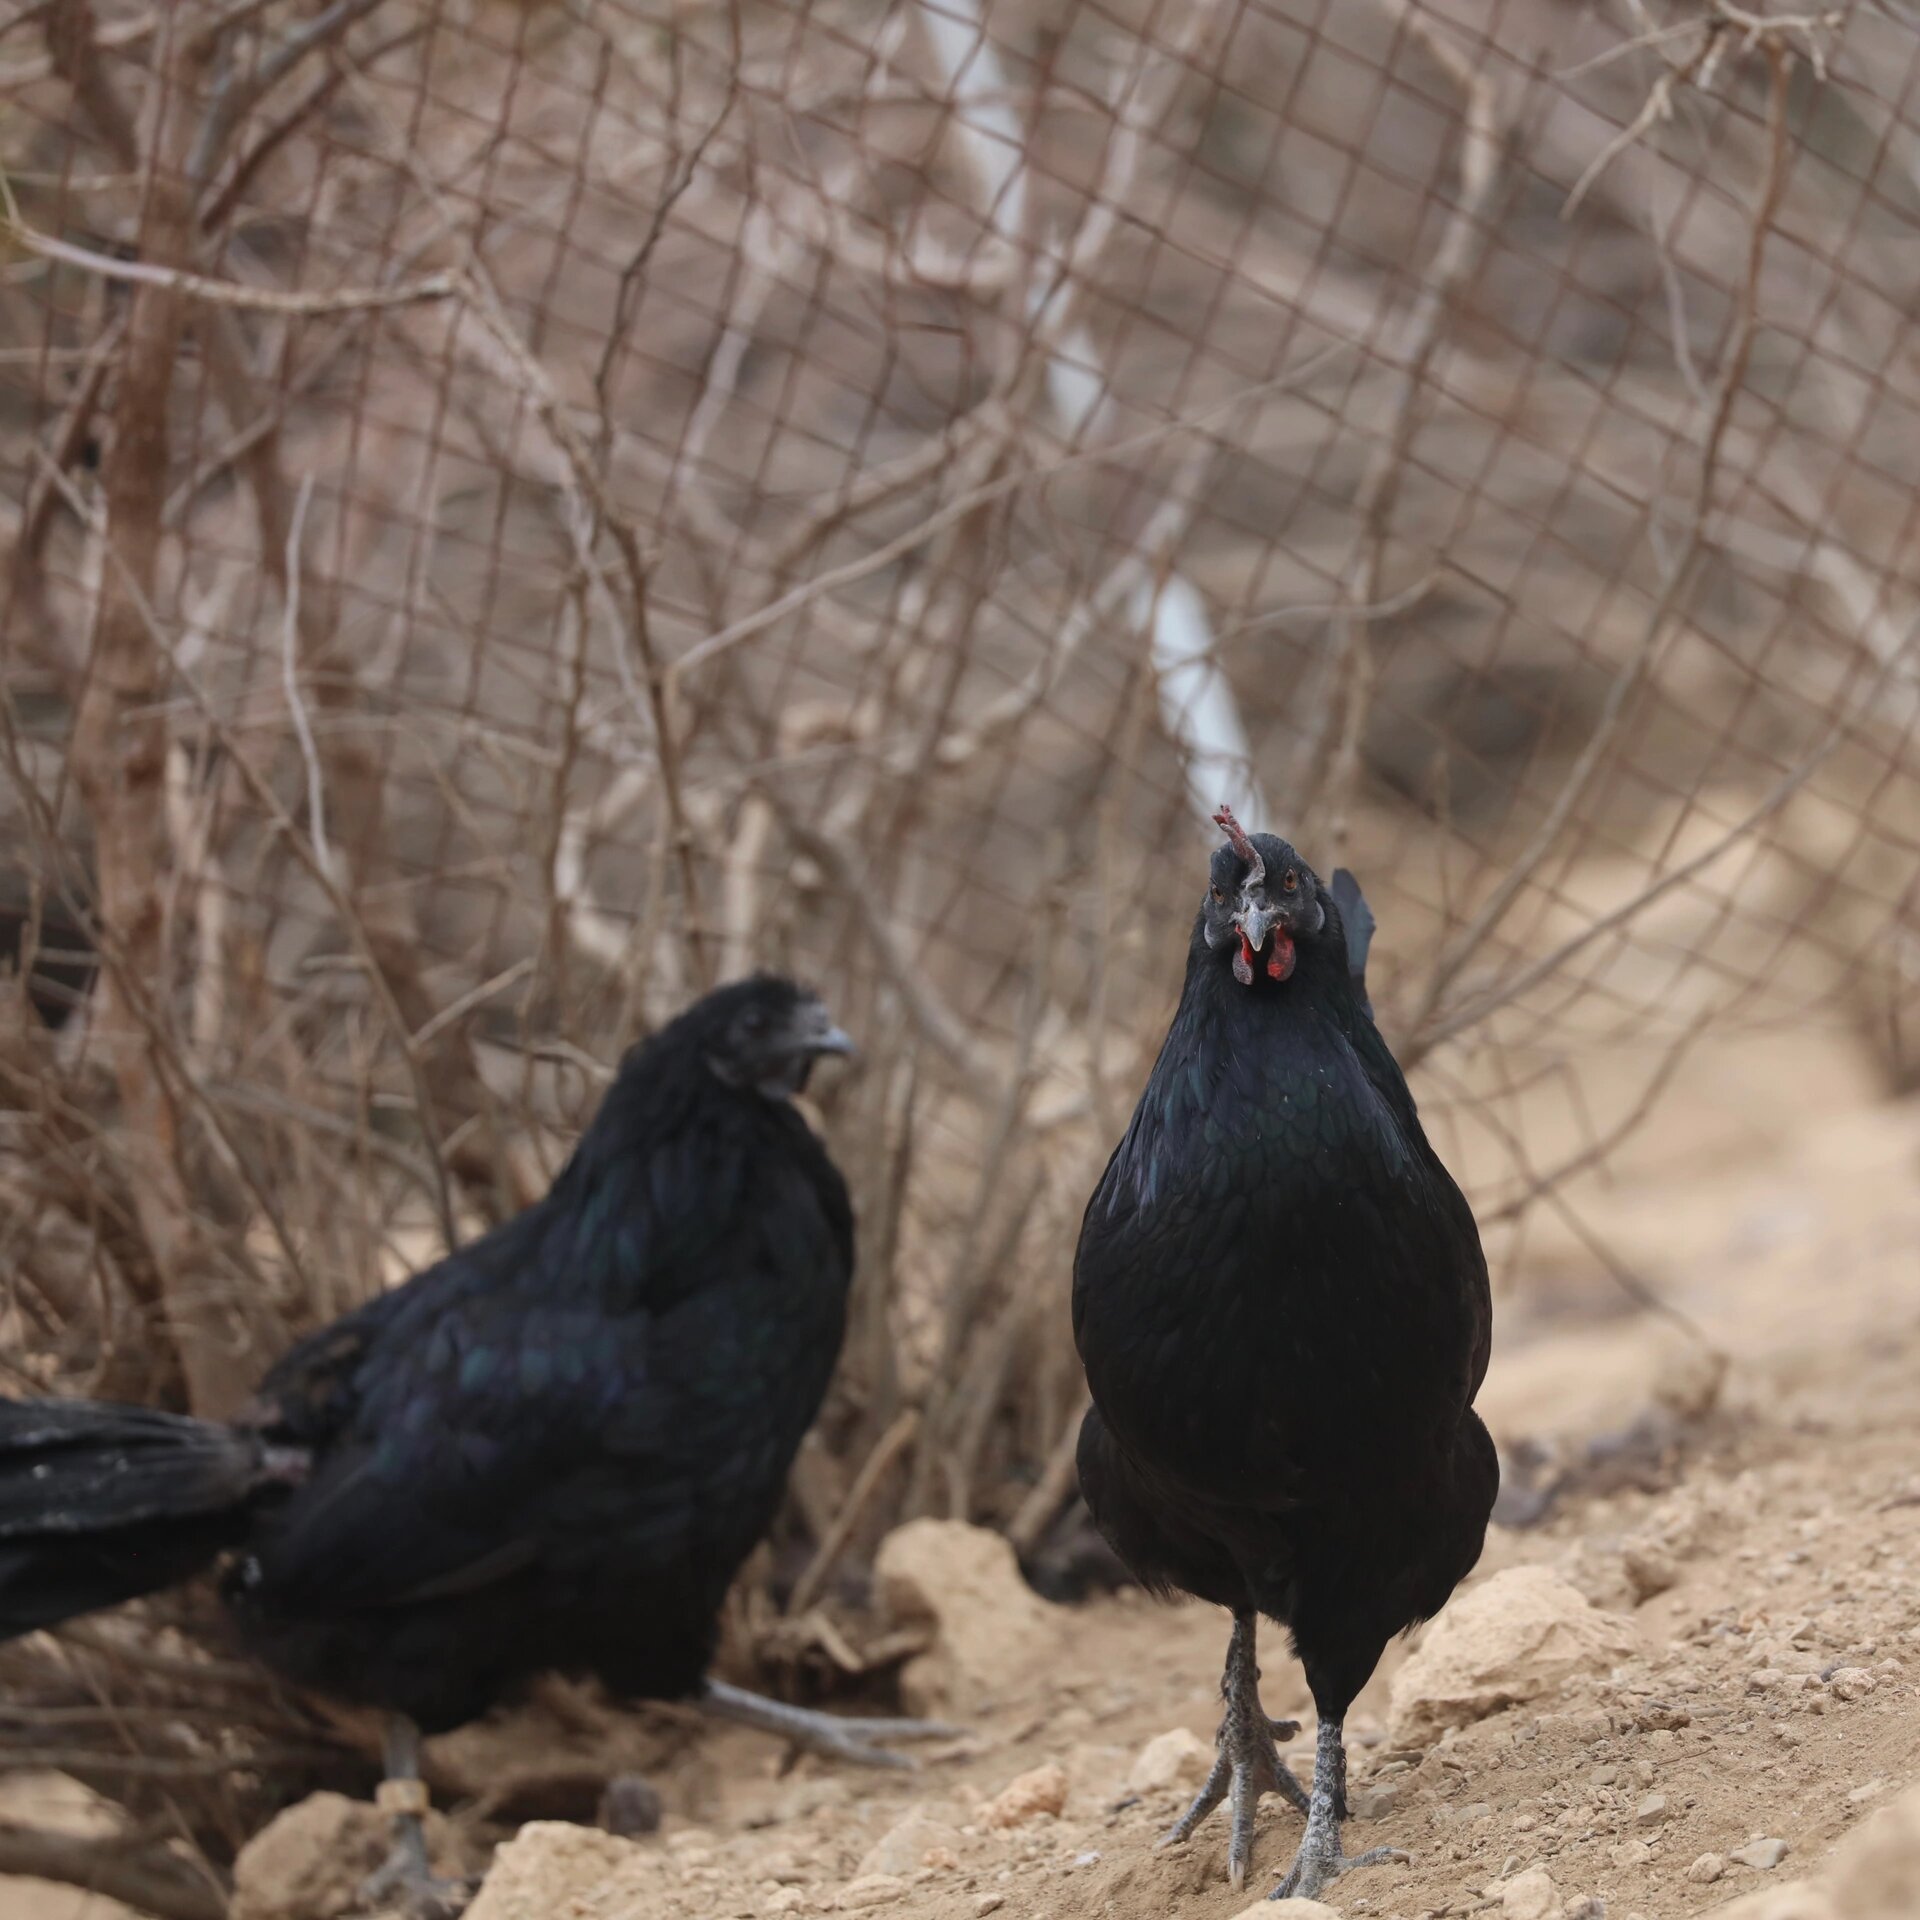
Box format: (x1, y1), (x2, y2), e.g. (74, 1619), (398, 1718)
(0, 1821), (224, 1920)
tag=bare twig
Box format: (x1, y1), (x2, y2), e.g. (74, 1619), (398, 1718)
(0, 1821), (224, 1920)
(0, 215), (460, 314)
(278, 473), (330, 876)
(786, 1409), (921, 1617)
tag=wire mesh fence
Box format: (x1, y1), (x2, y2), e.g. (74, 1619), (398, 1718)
(1, 0), (1918, 1851)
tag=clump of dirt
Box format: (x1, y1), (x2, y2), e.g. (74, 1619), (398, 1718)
(1386, 1567), (1641, 1748)
(873, 1520), (1067, 1717)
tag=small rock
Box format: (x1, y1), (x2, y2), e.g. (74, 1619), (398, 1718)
(1624, 1543), (1679, 1602)
(1126, 1727), (1214, 1792)
(231, 1792), (468, 1920)
(835, 1874), (906, 1910)
(766, 1892), (810, 1917)
(1233, 1903), (1342, 1920)
(1687, 1853), (1727, 1884)
(1386, 1567), (1641, 1747)
(856, 1810), (966, 1879)
(974, 1899), (1006, 1917)
(1830, 1667), (1877, 1701)
(875, 1521), (1063, 1714)
(596, 1774), (664, 1837)
(1500, 1864), (1560, 1920)
(1636, 1792), (1669, 1826)
(1610, 1838), (1654, 1870)
(465, 1822), (648, 1920)
(1350, 1780), (1403, 1821)
(981, 1763), (1068, 1828)
(925, 1847), (960, 1871)
(1731, 1838), (1791, 1871)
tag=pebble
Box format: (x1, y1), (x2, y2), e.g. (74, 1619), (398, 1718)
(1499, 1865), (1560, 1920)
(836, 1874), (906, 1909)
(1829, 1666), (1877, 1700)
(1624, 1543), (1679, 1600)
(1635, 1792), (1668, 1826)
(1729, 1838), (1790, 1871)
(765, 1892), (810, 1916)
(1126, 1728), (1213, 1792)
(855, 1812), (966, 1879)
(981, 1764), (1069, 1829)
(1685, 1852), (1726, 1884)
(1609, 1838), (1653, 1869)
(974, 1899), (1005, 1917)
(1350, 1781), (1403, 1821)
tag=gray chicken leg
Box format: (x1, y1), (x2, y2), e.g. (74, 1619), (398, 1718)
(699, 1679), (958, 1769)
(1269, 1715), (1409, 1901)
(358, 1716), (477, 1919)
(1158, 1611), (1310, 1886)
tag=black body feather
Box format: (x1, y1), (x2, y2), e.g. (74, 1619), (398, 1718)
(0, 977), (853, 1733)
(1072, 855), (1496, 1720)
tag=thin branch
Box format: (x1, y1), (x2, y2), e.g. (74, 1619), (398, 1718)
(187, 0), (391, 186)
(1, 210), (458, 314)
(278, 473), (330, 877)
(0, 1822), (224, 1920)
(786, 1409), (920, 1617)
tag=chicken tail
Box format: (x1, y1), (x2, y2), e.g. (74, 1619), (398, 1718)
(0, 1398), (304, 1639)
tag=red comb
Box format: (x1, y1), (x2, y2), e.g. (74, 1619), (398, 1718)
(1211, 804), (1265, 886)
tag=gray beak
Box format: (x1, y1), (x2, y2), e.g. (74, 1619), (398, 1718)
(814, 1023), (855, 1058)
(1236, 898), (1280, 954)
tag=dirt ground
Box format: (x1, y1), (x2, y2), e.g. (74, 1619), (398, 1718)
(7, 1022), (1919, 1920)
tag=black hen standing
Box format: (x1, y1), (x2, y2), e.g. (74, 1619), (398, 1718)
(1073, 809), (1496, 1901)
(0, 976), (944, 1911)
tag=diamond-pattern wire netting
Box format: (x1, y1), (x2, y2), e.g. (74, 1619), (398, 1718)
(2, 0), (1918, 1543)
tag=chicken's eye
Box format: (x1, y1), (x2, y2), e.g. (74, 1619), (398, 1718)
(1210, 886), (1225, 904)
(1282, 869), (1299, 892)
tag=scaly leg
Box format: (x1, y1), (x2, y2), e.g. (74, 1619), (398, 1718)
(358, 1715), (475, 1919)
(699, 1679), (959, 1770)
(1158, 1610), (1309, 1888)
(1269, 1715), (1409, 1901)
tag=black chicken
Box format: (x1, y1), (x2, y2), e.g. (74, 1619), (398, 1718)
(0, 975), (945, 1911)
(1072, 808), (1496, 1901)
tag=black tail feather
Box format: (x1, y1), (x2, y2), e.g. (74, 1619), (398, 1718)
(1329, 868), (1375, 1018)
(0, 1398), (300, 1639)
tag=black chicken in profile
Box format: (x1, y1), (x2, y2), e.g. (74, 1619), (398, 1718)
(0, 976), (943, 1911)
(1073, 809), (1496, 1901)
